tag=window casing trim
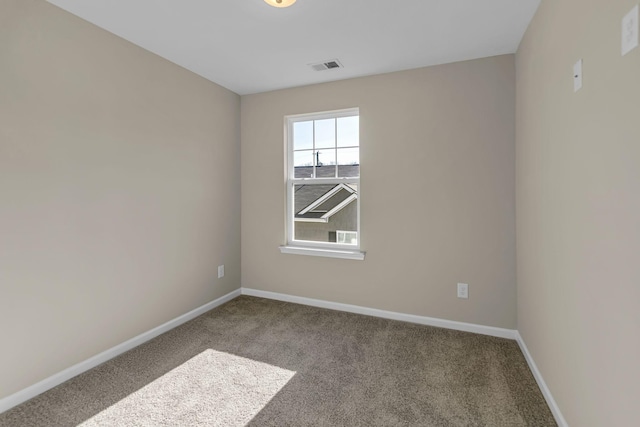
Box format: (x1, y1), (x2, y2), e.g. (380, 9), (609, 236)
(278, 245), (365, 261)
(285, 108), (362, 255)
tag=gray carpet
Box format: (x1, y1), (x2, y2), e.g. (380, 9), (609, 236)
(0, 296), (556, 426)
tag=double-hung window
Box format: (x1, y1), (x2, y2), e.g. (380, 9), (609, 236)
(280, 108), (364, 260)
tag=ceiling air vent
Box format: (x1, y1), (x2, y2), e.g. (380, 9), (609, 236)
(309, 59), (343, 71)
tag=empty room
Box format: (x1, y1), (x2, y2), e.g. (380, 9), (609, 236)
(1, 0), (638, 426)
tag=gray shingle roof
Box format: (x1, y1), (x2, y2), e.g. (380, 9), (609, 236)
(293, 165), (359, 220)
(313, 187), (352, 212)
(294, 165), (359, 179)
(294, 183), (357, 220)
(294, 184), (335, 215)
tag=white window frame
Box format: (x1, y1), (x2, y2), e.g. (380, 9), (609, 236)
(279, 108), (365, 260)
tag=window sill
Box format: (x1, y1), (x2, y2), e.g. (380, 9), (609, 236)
(279, 245), (366, 261)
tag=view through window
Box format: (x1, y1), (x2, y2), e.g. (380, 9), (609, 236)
(287, 109), (360, 248)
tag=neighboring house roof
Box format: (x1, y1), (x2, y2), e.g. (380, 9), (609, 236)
(294, 183), (357, 223)
(294, 165), (360, 179)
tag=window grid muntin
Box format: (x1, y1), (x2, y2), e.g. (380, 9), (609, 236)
(287, 108), (360, 249)
(291, 114), (359, 180)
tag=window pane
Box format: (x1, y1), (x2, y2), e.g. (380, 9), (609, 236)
(337, 231), (358, 245)
(315, 164), (336, 178)
(293, 121), (313, 150)
(337, 116), (359, 148)
(314, 149), (335, 167)
(337, 147), (359, 177)
(293, 183), (358, 244)
(314, 119), (335, 149)
(294, 151), (313, 178)
(313, 149), (336, 178)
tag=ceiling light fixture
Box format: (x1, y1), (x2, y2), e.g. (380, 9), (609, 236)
(264, 0), (297, 8)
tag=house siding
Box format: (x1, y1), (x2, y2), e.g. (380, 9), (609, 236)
(294, 201), (357, 242)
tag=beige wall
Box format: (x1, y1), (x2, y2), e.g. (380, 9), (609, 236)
(0, 0), (240, 399)
(241, 55), (517, 329)
(14, 3), (637, 422)
(516, 0), (640, 425)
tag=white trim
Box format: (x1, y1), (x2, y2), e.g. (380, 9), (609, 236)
(286, 108), (361, 251)
(248, 286), (565, 424)
(515, 332), (569, 427)
(0, 288), (242, 414)
(1, 286), (565, 425)
(241, 288), (516, 339)
(292, 177), (359, 185)
(279, 245), (365, 260)
(287, 108), (359, 123)
(294, 217), (328, 223)
(285, 238), (362, 252)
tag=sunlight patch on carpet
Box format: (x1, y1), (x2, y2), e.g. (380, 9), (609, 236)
(78, 349), (296, 426)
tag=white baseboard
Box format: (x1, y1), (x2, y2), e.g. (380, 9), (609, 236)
(0, 288), (241, 414)
(242, 288), (568, 424)
(241, 288), (517, 340)
(2, 287), (566, 427)
(515, 332), (568, 427)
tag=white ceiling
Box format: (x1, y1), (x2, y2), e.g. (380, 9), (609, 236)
(47, 0), (541, 95)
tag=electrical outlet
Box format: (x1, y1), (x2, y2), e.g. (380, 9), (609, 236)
(457, 283), (469, 299)
(622, 5), (639, 56)
(573, 59), (583, 92)
(217, 265), (224, 279)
